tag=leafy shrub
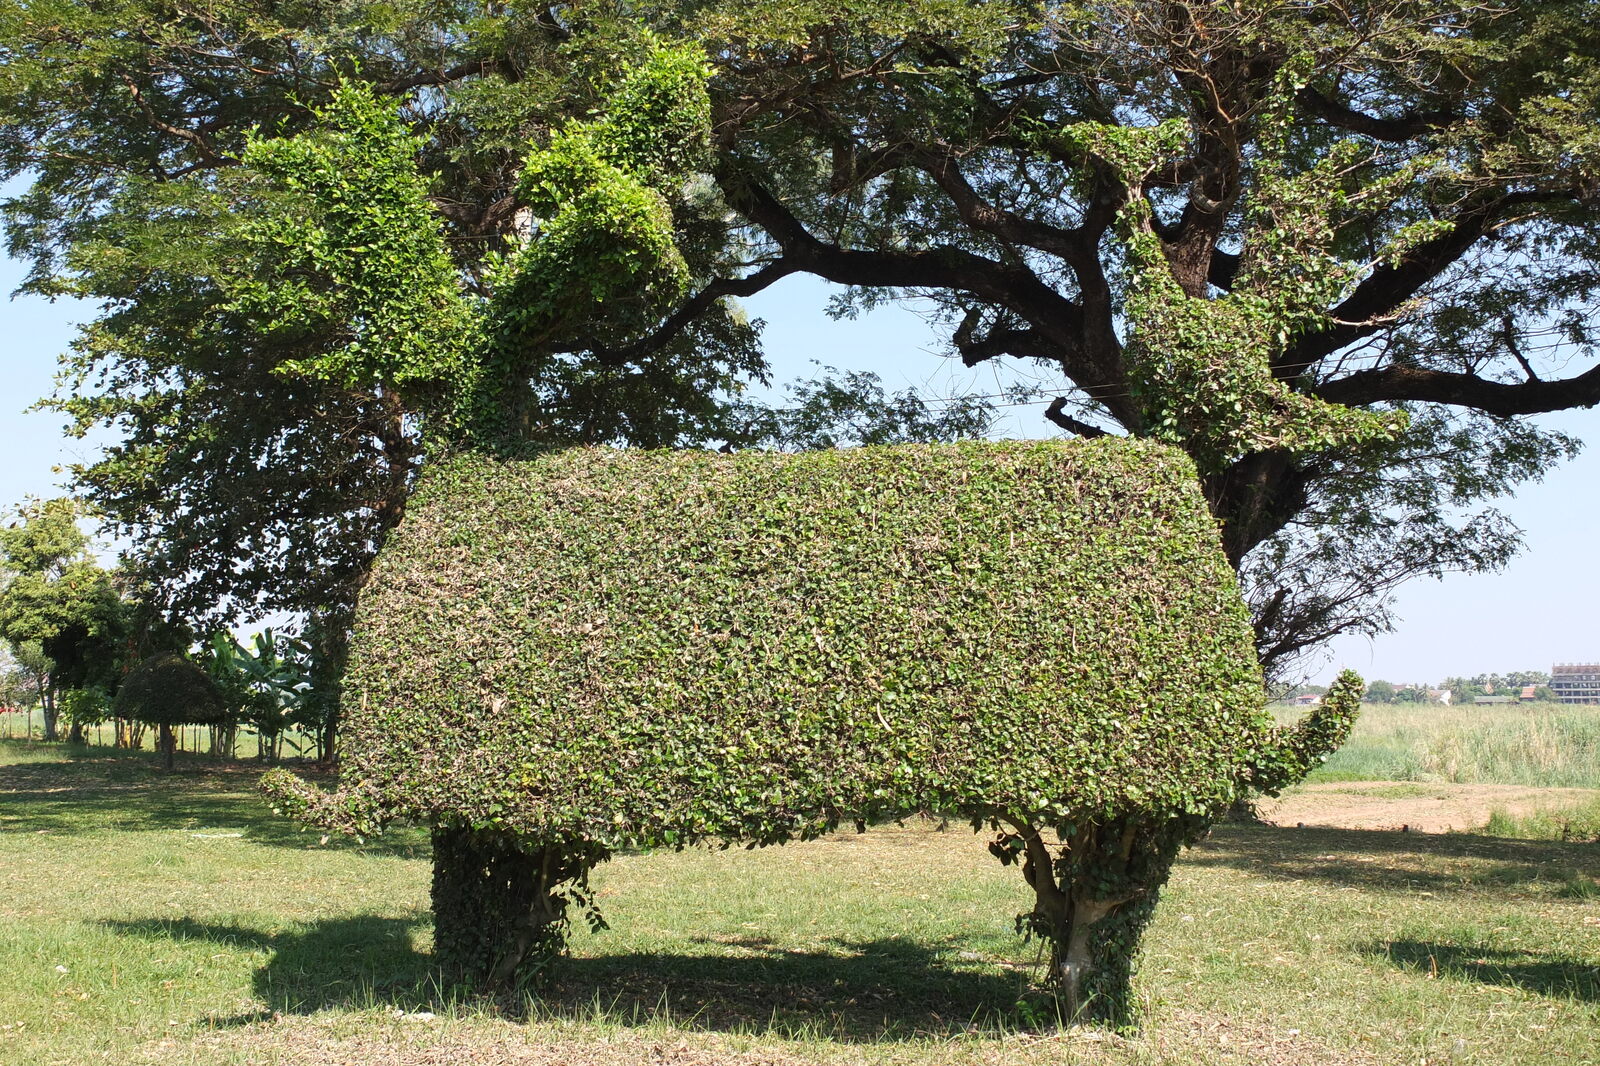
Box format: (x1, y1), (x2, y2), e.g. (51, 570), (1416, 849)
(269, 438), (1357, 1022)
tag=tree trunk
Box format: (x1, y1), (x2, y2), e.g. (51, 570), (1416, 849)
(159, 722), (175, 772)
(320, 716), (337, 765)
(209, 722), (237, 760)
(67, 719), (84, 744)
(430, 827), (605, 989)
(41, 686), (59, 742)
(1003, 815), (1196, 1027)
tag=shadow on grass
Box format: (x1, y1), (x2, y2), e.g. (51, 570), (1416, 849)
(546, 937), (1035, 1039)
(103, 915), (1036, 1040)
(0, 744), (426, 858)
(1190, 822), (1600, 895)
(1363, 939), (1600, 1001)
(106, 915), (434, 1021)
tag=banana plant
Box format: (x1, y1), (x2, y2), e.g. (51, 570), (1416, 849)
(202, 629), (313, 761)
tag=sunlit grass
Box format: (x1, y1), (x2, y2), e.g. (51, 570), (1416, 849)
(2, 743), (1597, 1065)
(1483, 794), (1600, 844)
(1274, 701), (1600, 788)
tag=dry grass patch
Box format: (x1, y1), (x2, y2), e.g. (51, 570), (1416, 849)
(1256, 781), (1600, 833)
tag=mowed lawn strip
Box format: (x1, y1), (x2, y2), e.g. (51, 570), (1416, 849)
(1, 741), (1596, 1066)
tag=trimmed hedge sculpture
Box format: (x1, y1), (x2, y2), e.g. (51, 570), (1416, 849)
(267, 438), (1360, 1022)
(114, 653), (228, 771)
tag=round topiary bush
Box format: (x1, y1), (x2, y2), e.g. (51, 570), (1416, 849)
(114, 653), (228, 771)
(267, 438), (1359, 1022)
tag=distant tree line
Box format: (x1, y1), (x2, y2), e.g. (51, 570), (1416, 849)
(1282, 673), (1561, 705)
(0, 498), (334, 759)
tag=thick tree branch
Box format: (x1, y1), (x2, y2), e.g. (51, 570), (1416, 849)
(718, 167), (1144, 424)
(1280, 189), (1570, 373)
(720, 166), (1147, 427)
(379, 60), (506, 94)
(951, 312), (1065, 367)
(1296, 87), (1459, 142)
(1314, 361), (1600, 415)
(566, 259), (801, 365)
(1044, 397), (1109, 438)
(721, 168), (1082, 327)
(911, 146), (1094, 263)
(119, 73), (239, 168)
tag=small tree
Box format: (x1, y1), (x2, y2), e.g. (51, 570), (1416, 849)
(0, 499), (128, 741)
(203, 630), (313, 761)
(1364, 680), (1396, 704)
(112, 653), (227, 771)
(59, 687), (111, 744)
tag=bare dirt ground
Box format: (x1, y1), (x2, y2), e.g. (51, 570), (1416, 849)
(1255, 781), (1600, 833)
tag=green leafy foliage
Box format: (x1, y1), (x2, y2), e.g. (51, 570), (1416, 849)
(0, 499), (128, 740)
(268, 438), (1354, 1017)
(9, 0), (1600, 688)
(231, 84), (479, 394)
(222, 43), (716, 452)
(111, 653), (226, 728)
(459, 41), (714, 447)
(200, 630), (316, 758)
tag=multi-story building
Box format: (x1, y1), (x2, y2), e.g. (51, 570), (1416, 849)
(1551, 663), (1600, 704)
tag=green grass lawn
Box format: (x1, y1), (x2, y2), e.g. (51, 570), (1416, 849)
(1, 739), (1597, 1065)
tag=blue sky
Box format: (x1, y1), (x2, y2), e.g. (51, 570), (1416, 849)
(3, 256), (1596, 687)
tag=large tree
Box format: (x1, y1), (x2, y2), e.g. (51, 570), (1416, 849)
(5, 2), (1598, 676)
(670, 0), (1600, 677)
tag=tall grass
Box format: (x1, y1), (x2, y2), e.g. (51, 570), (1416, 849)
(1483, 795), (1600, 845)
(1277, 701), (1600, 788)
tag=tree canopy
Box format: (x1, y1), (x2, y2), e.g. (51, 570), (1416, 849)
(6, 3), (766, 642)
(4, 0), (1597, 674)
(113, 651), (228, 769)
